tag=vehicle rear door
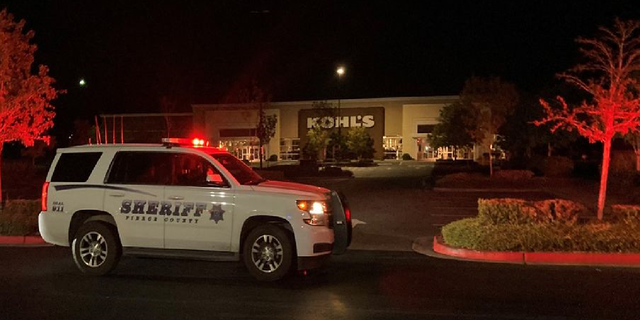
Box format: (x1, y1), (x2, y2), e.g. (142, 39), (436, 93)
(103, 151), (171, 248)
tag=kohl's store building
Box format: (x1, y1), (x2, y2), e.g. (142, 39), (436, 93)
(192, 95), (480, 161)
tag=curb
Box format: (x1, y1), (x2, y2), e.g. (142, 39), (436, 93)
(424, 236), (640, 267)
(433, 187), (543, 193)
(432, 236), (524, 263)
(0, 236), (48, 246)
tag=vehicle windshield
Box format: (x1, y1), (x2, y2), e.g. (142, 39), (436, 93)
(209, 153), (266, 185)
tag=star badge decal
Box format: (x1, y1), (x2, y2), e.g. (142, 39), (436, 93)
(209, 204), (225, 224)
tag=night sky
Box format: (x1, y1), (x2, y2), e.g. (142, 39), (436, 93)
(1, 0), (639, 134)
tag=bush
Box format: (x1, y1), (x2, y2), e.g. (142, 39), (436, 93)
(543, 156), (574, 177)
(493, 170), (534, 180)
(268, 154), (278, 161)
(442, 218), (571, 251)
(532, 199), (584, 225)
(477, 198), (585, 225)
(442, 216), (640, 252)
(477, 198), (534, 225)
(402, 153), (413, 160)
(0, 200), (40, 236)
(610, 150), (635, 174)
(443, 199), (640, 252)
(610, 204), (640, 221)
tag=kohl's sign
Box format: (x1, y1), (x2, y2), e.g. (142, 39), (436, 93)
(307, 115), (375, 129)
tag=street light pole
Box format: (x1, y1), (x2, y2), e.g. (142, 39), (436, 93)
(336, 66), (345, 161)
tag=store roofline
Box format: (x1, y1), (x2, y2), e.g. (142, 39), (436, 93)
(99, 113), (194, 117)
(192, 95), (460, 110)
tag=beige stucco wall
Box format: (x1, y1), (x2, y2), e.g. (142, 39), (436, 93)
(401, 104), (445, 159)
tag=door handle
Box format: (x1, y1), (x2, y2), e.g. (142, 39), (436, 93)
(168, 196), (184, 200)
(109, 193), (125, 197)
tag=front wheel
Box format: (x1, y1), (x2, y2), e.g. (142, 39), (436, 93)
(72, 221), (121, 276)
(243, 225), (294, 281)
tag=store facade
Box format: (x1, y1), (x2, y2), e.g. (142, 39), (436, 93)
(192, 95), (476, 161)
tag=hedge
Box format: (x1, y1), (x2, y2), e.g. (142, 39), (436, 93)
(442, 199), (640, 253)
(0, 200), (40, 236)
(477, 198), (585, 225)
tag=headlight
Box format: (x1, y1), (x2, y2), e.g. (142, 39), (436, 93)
(297, 200), (327, 226)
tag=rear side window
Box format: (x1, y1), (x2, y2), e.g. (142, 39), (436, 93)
(51, 152), (102, 182)
(106, 152), (172, 185)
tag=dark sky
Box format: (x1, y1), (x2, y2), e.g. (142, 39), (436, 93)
(1, 0), (639, 123)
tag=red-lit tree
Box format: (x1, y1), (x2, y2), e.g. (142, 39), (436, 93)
(0, 9), (60, 205)
(536, 19), (640, 220)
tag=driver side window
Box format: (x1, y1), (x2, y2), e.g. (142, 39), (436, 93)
(173, 154), (228, 187)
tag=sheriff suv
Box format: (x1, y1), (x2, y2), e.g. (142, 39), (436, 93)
(39, 138), (351, 281)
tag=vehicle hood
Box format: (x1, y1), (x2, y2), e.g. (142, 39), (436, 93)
(251, 180), (330, 198)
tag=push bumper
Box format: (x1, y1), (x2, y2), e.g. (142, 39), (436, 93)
(297, 253), (331, 271)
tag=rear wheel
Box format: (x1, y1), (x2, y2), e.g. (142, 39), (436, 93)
(243, 224), (294, 281)
(72, 221), (121, 276)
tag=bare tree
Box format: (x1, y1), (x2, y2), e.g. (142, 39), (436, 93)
(461, 76), (519, 176)
(536, 19), (640, 220)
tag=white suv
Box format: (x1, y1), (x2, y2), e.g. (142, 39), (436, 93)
(39, 139), (351, 281)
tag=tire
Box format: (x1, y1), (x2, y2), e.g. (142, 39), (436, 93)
(72, 221), (121, 276)
(243, 224), (294, 281)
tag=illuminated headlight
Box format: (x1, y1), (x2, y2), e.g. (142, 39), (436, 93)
(297, 200), (327, 226)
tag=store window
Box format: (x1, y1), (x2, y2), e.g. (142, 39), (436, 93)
(279, 138), (300, 160)
(417, 124), (434, 134)
(383, 136), (402, 159)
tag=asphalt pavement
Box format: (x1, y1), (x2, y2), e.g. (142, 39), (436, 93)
(4, 163), (640, 319)
(2, 246), (640, 320)
(294, 163), (554, 252)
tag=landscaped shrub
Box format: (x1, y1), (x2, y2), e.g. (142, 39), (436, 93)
(442, 218), (570, 251)
(477, 198), (586, 225)
(543, 156), (574, 177)
(443, 199), (640, 253)
(493, 170), (534, 180)
(610, 204), (640, 221)
(0, 200), (40, 236)
(442, 217), (640, 252)
(477, 198), (536, 224)
(402, 153), (413, 160)
(610, 150), (635, 174)
(532, 199), (584, 224)
(268, 154), (278, 161)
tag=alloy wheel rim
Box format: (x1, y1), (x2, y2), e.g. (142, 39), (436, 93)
(79, 232), (108, 268)
(251, 234), (283, 273)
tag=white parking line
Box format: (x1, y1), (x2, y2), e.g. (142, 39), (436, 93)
(352, 219), (367, 228)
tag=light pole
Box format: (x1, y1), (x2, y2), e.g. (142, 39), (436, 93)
(336, 66), (345, 161)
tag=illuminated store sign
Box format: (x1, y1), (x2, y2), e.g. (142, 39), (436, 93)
(306, 115), (375, 129)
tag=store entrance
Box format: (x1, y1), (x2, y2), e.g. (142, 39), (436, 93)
(219, 137), (261, 162)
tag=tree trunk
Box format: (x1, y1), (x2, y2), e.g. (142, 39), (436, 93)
(597, 139), (612, 220)
(635, 150), (640, 172)
(488, 144), (494, 177)
(259, 145), (263, 169)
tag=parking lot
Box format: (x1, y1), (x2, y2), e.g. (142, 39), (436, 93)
(294, 162), (554, 251)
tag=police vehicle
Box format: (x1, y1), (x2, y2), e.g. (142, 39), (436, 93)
(39, 138), (352, 281)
